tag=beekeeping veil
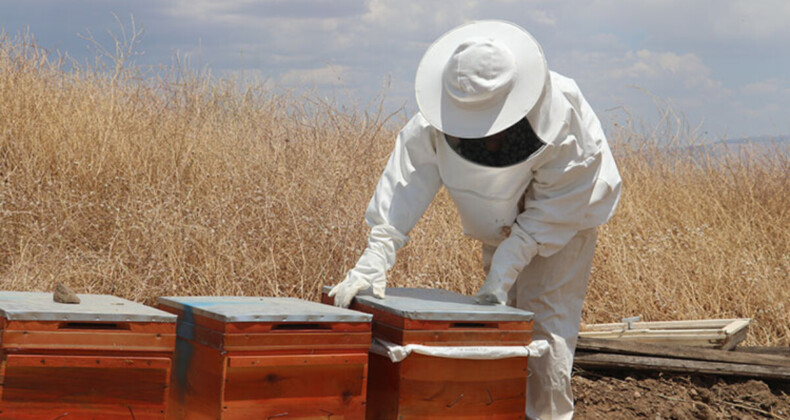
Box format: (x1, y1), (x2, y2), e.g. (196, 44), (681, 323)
(414, 20), (563, 147)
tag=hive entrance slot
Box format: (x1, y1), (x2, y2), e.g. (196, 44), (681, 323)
(58, 322), (131, 330)
(271, 323), (330, 331)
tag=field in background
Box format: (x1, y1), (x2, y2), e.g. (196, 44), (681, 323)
(1, 35), (787, 346)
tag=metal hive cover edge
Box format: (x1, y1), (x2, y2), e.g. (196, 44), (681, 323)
(157, 296), (372, 323)
(323, 286), (534, 321)
(0, 291), (176, 323)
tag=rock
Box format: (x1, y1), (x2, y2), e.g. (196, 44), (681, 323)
(53, 283), (80, 304)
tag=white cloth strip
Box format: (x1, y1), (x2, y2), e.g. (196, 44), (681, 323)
(370, 338), (550, 363)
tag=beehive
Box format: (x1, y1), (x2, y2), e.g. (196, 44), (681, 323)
(323, 287), (534, 420)
(0, 291), (177, 419)
(158, 296), (372, 419)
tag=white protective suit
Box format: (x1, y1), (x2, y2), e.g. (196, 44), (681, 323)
(335, 70), (621, 419)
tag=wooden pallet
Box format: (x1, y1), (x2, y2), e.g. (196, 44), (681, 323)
(579, 318), (751, 350)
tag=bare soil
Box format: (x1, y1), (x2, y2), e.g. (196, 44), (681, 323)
(572, 370), (790, 419)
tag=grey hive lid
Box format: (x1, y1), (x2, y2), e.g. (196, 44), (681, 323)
(0, 291), (176, 323)
(323, 286), (533, 322)
(157, 296), (372, 323)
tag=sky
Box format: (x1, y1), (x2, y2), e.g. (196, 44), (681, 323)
(1, 0), (788, 140)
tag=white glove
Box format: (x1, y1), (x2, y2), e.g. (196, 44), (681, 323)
(329, 224), (408, 308)
(475, 223), (539, 305)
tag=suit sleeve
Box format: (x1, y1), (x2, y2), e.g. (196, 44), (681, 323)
(517, 82), (622, 258)
(365, 113), (443, 241)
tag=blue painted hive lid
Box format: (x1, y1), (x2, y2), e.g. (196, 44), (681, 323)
(0, 291), (176, 323)
(157, 296), (372, 323)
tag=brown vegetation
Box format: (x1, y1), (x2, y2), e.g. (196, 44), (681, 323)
(1, 34), (787, 345)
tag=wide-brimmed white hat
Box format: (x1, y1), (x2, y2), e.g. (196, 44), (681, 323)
(415, 20), (548, 138)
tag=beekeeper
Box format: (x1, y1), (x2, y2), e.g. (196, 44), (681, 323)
(329, 20), (621, 419)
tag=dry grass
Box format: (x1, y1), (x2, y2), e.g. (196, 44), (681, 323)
(1, 35), (787, 345)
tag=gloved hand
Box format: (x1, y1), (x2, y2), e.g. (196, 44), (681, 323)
(474, 223), (539, 305)
(329, 224), (408, 308)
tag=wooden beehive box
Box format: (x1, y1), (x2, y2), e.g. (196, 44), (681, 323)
(0, 291), (177, 419)
(157, 296), (372, 420)
(322, 287), (534, 420)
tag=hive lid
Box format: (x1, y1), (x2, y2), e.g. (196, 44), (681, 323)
(324, 286), (534, 322)
(0, 291), (176, 323)
(157, 296), (372, 323)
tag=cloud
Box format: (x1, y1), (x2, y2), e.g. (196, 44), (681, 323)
(709, 1), (790, 41)
(165, 0), (368, 22)
(613, 50), (721, 92)
(740, 78), (785, 96)
(279, 64), (350, 86)
(565, 0), (790, 59)
(2, 0), (789, 138)
(526, 10), (556, 27)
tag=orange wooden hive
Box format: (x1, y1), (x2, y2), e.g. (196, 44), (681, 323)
(0, 291), (177, 419)
(323, 287), (534, 420)
(157, 296), (372, 419)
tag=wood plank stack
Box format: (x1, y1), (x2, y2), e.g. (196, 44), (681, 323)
(580, 318), (751, 350)
(575, 337), (790, 381)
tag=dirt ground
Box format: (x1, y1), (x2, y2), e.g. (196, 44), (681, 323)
(572, 369), (790, 419)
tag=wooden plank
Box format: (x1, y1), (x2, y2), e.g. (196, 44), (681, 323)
(573, 352), (790, 381)
(365, 352), (528, 419)
(224, 362), (366, 402)
(720, 319), (751, 350)
(400, 353), (528, 382)
(6, 354), (172, 370)
(1, 355), (170, 405)
(4, 320), (176, 334)
(223, 331), (371, 352)
(365, 353), (402, 420)
(0, 348), (174, 358)
(222, 355), (367, 418)
(577, 337), (790, 367)
(579, 331), (727, 348)
(398, 319), (531, 332)
(221, 395), (366, 420)
(0, 354), (6, 403)
(722, 318), (752, 335)
(581, 329), (727, 338)
(226, 321), (370, 334)
(735, 346), (790, 356)
(176, 319), (371, 352)
(2, 330), (176, 352)
(581, 319), (739, 331)
(397, 354), (527, 417)
(0, 405), (167, 419)
(373, 322), (530, 346)
(227, 353), (368, 368)
(167, 337), (226, 420)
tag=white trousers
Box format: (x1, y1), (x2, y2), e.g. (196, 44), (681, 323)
(483, 228), (597, 420)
